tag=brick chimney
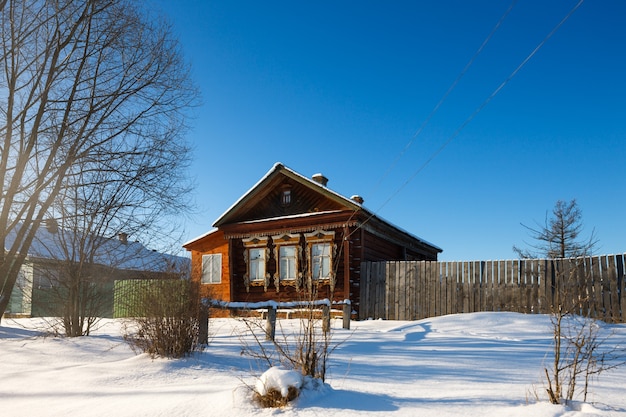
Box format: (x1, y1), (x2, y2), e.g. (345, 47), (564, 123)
(311, 173), (328, 187)
(351, 195), (364, 204)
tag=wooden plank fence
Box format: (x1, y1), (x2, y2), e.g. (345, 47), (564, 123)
(359, 254), (626, 323)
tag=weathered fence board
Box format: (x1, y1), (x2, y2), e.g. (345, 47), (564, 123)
(360, 254), (626, 323)
(375, 261), (385, 320)
(608, 256), (619, 319)
(615, 256), (626, 319)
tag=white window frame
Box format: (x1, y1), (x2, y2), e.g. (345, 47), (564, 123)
(279, 245), (298, 281)
(311, 242), (331, 281)
(201, 253), (222, 284)
(281, 189), (291, 205)
(272, 233), (301, 282)
(242, 236), (270, 291)
(270, 233), (301, 291)
(248, 247), (266, 282)
(304, 230), (335, 288)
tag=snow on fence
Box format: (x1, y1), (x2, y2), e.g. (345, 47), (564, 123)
(360, 254), (626, 322)
(201, 299), (352, 342)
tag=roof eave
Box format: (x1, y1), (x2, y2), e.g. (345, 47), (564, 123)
(183, 228), (220, 248)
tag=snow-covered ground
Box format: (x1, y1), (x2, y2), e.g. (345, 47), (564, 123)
(1, 312), (625, 417)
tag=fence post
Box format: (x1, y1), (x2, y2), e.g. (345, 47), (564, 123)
(322, 304), (331, 333)
(266, 306), (276, 341)
(342, 301), (351, 330)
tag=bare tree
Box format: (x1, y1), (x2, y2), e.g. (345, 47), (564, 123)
(33, 160), (190, 336)
(513, 201), (625, 404)
(514, 206), (626, 405)
(49, 117), (193, 336)
(513, 199), (597, 259)
(543, 262), (626, 405)
(0, 0), (198, 321)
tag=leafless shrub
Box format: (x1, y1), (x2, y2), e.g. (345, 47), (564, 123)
(232, 290), (344, 408)
(543, 261), (626, 405)
(122, 279), (203, 358)
(239, 302), (335, 383)
(253, 386), (299, 408)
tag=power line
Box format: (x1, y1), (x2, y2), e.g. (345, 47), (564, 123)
(352, 0), (585, 237)
(343, 1), (518, 239)
(371, 0), (518, 194)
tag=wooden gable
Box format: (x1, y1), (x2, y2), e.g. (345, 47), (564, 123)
(213, 163), (360, 227)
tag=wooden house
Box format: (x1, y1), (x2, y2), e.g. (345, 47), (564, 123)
(183, 163), (442, 316)
(4, 224), (189, 318)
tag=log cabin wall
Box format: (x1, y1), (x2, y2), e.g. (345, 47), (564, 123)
(345, 225), (364, 314)
(360, 216), (439, 262)
(228, 227), (348, 304)
(362, 229), (406, 261)
(348, 224), (438, 315)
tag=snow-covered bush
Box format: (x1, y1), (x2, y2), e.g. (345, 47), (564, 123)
(238, 297), (341, 408)
(253, 367), (302, 407)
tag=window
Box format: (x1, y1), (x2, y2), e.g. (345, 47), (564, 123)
(248, 248), (266, 281)
(280, 184), (292, 206)
(279, 245), (297, 281)
(271, 233), (301, 290)
(242, 236), (270, 290)
(311, 243), (331, 280)
(281, 189), (291, 206)
(304, 230), (335, 286)
(201, 254), (222, 284)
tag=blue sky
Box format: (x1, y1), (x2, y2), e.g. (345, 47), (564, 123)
(152, 0), (625, 261)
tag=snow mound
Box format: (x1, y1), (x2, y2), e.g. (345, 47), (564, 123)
(255, 366), (303, 397)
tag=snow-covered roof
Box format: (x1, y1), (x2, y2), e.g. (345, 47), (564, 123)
(5, 225), (189, 273)
(205, 162), (441, 252)
(182, 228), (219, 247)
(211, 163), (363, 227)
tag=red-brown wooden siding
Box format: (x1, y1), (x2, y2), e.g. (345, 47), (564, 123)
(186, 230), (231, 302)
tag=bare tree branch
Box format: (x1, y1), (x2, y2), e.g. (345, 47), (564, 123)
(0, 0), (199, 320)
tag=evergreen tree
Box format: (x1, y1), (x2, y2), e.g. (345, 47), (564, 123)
(513, 199), (597, 259)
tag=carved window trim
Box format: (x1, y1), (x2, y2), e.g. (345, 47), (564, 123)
(304, 230), (336, 292)
(271, 233), (302, 291)
(242, 236), (270, 292)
